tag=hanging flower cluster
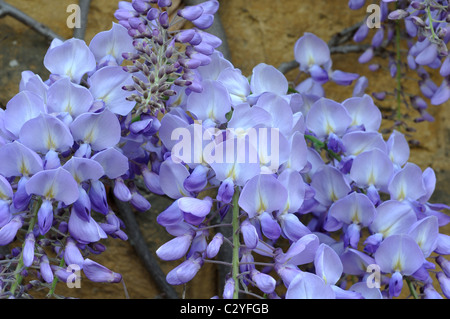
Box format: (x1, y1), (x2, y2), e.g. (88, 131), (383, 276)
(349, 0), (450, 126)
(147, 29), (450, 299)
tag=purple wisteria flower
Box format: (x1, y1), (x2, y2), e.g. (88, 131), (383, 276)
(148, 23), (450, 300)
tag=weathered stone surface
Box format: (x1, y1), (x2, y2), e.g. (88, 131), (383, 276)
(0, 0), (448, 299)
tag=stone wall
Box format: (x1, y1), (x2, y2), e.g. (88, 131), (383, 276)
(0, 0), (448, 299)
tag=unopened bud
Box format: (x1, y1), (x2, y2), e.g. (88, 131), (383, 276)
(410, 1), (426, 10)
(147, 7), (159, 20)
(158, 83), (171, 93)
(159, 11), (169, 29)
(122, 85), (136, 91)
(123, 65), (139, 73)
(142, 63), (151, 77)
(163, 90), (177, 97)
(388, 9), (409, 20)
(409, 16), (425, 27)
(158, 67), (166, 79)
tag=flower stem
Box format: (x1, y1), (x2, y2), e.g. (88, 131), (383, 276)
(406, 277), (419, 299)
(46, 256), (65, 298)
(426, 5), (438, 40)
(395, 5), (403, 121)
(231, 187), (241, 299)
(10, 197), (42, 296)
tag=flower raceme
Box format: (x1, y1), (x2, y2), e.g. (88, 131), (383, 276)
(0, 0), (227, 298)
(349, 0), (450, 123)
(0, 0), (449, 300)
(0, 19), (140, 298)
(148, 30), (450, 298)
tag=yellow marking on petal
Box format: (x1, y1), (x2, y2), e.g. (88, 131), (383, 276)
(353, 148), (364, 156)
(284, 202), (290, 213)
(65, 102), (73, 114)
(308, 55), (315, 67)
(351, 209), (361, 224)
(73, 173), (81, 184)
(0, 191), (8, 201)
(330, 190), (338, 202)
(397, 187), (406, 201)
(108, 42), (116, 58)
(44, 185), (55, 199)
(417, 238), (423, 249)
(46, 134), (56, 150)
(393, 256), (403, 273)
(19, 158), (29, 176)
(226, 163), (237, 181)
(84, 128), (96, 144)
(207, 108), (216, 121)
(325, 120), (334, 135)
(367, 170), (376, 186)
(257, 193), (267, 214)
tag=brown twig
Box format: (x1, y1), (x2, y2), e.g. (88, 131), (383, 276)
(0, 0), (64, 41)
(327, 20), (364, 47)
(113, 196), (179, 299)
(73, 0), (91, 40)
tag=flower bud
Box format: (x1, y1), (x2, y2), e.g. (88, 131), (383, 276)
(158, 0), (172, 7)
(147, 7), (159, 20)
(113, 178), (132, 202)
(437, 256), (450, 278)
(183, 165), (209, 193)
(206, 233), (224, 258)
(38, 200), (54, 235)
(423, 284), (443, 299)
(130, 189), (151, 212)
(410, 1), (425, 10)
(389, 271), (403, 297)
(166, 255), (203, 285)
(178, 5), (203, 21)
(64, 238), (84, 269)
(388, 9), (409, 20)
(40, 255), (54, 283)
(409, 16), (425, 27)
(159, 11), (169, 29)
(132, 0), (150, 13)
(241, 220), (259, 249)
(223, 277), (235, 299)
(156, 232), (194, 261)
(192, 14), (214, 30)
(73, 187), (91, 222)
(89, 180), (109, 215)
(83, 258), (122, 283)
(437, 272), (450, 298)
(251, 269), (276, 294)
(22, 233), (35, 267)
(217, 177), (234, 204)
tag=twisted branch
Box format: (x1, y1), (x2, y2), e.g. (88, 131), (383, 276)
(0, 0), (64, 41)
